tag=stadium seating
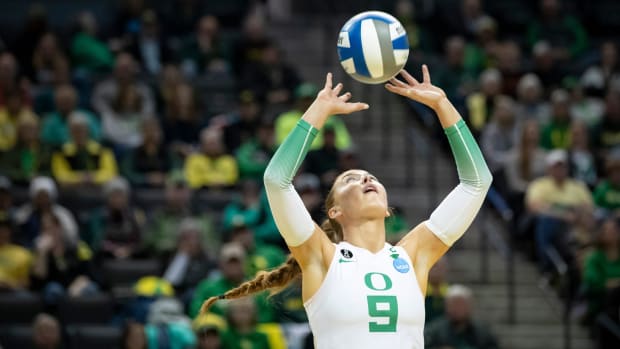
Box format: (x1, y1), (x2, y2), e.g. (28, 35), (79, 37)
(0, 292), (44, 325)
(66, 325), (122, 349)
(58, 294), (115, 325)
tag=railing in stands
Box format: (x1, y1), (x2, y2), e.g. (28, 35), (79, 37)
(541, 245), (573, 349)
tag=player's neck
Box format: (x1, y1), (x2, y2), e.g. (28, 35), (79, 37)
(341, 218), (386, 253)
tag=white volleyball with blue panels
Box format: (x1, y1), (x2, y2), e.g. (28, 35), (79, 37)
(337, 11), (409, 84)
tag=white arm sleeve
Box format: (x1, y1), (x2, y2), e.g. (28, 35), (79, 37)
(263, 180), (315, 247)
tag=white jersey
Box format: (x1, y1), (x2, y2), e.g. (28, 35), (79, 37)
(304, 241), (425, 349)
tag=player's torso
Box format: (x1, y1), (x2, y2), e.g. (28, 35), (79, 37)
(304, 241), (425, 349)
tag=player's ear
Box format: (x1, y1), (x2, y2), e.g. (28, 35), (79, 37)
(328, 206), (342, 220)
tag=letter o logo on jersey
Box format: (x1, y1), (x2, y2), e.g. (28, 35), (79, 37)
(364, 272), (393, 291)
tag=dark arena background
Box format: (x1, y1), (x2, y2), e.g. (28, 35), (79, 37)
(0, 0), (619, 348)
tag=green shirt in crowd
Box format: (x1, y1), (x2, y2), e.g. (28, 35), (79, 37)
(593, 180), (620, 211)
(41, 110), (101, 147)
(235, 139), (274, 182)
(583, 249), (620, 317)
(71, 32), (114, 73)
(540, 120), (571, 150)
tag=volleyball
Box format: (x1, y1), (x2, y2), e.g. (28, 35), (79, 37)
(337, 11), (409, 84)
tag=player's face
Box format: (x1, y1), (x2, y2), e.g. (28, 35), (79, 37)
(331, 170), (388, 220)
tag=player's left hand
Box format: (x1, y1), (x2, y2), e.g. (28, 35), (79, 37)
(385, 65), (447, 110)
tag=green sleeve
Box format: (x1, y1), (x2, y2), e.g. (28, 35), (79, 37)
(443, 119), (492, 187)
(264, 119), (318, 188)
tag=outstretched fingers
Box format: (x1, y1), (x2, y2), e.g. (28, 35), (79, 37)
(338, 91), (352, 102)
(333, 82), (344, 96)
(346, 102), (370, 113)
(324, 72), (333, 90)
(400, 69), (419, 86)
(422, 64), (431, 84)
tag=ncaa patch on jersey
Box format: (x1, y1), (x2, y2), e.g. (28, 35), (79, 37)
(393, 257), (410, 273)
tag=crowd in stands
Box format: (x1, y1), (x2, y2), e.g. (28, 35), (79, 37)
(0, 0), (618, 348)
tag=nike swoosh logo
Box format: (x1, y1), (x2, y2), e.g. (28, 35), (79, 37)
(339, 258), (355, 263)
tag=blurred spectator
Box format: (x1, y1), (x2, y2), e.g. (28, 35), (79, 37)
(581, 41), (620, 96)
(184, 127), (239, 188)
(32, 313), (63, 349)
(434, 36), (477, 101)
(92, 52), (155, 150)
(465, 68), (502, 135)
(179, 15), (231, 77)
(241, 41), (300, 106)
(41, 84), (101, 147)
(445, 0), (487, 40)
(527, 0), (588, 60)
(162, 0), (205, 37)
(215, 90), (262, 153)
(294, 173), (323, 223)
(593, 156), (620, 215)
(14, 176), (78, 248)
(126, 10), (173, 77)
(394, 0), (433, 53)
(1, 112), (52, 185)
(221, 298), (271, 349)
(223, 180), (261, 233)
(236, 119), (275, 182)
(143, 171), (215, 257)
(568, 121), (597, 188)
(190, 242), (247, 317)
(193, 313), (226, 349)
(71, 11), (114, 74)
(514, 73), (550, 124)
(540, 89), (572, 150)
(163, 82), (205, 155)
(11, 3), (49, 65)
(0, 88), (38, 151)
(232, 14), (272, 77)
(567, 77), (604, 128)
(31, 211), (98, 305)
(425, 285), (499, 349)
(525, 149), (593, 272)
(305, 126), (340, 189)
(593, 90), (620, 155)
(481, 95), (520, 175)
(121, 321), (147, 349)
(504, 120), (547, 218)
(87, 177), (145, 258)
(29, 32), (68, 86)
(114, 0), (147, 38)
(51, 112), (118, 186)
(275, 83), (351, 150)
(531, 41), (565, 91)
(156, 64), (184, 112)
(163, 218), (216, 301)
(495, 41), (523, 96)
(228, 222), (286, 284)
(0, 217), (32, 291)
(0, 52), (31, 108)
(122, 117), (173, 187)
(464, 15), (500, 75)
(145, 298), (197, 349)
(582, 218), (620, 347)
(425, 258), (449, 323)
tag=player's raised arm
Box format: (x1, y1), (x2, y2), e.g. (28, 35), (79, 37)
(263, 73), (368, 267)
(386, 65), (492, 274)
